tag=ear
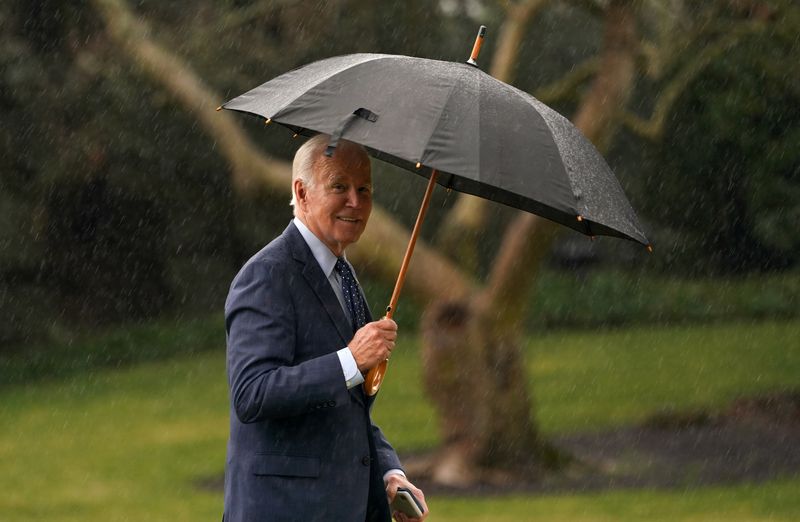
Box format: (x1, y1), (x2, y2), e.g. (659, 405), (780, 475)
(293, 178), (308, 210)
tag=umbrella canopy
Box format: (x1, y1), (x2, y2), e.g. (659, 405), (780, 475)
(222, 52), (650, 246)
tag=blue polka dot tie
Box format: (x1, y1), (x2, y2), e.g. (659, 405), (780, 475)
(334, 258), (367, 332)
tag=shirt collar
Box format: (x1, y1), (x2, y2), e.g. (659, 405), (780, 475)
(293, 217), (341, 278)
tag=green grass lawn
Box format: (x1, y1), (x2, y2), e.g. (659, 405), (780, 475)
(0, 319), (798, 521)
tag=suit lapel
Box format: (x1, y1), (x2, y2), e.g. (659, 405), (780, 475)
(285, 222), (370, 407)
(285, 223), (354, 346)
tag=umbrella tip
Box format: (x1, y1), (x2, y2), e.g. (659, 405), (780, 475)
(466, 25), (487, 67)
(215, 105), (222, 112)
(646, 244), (654, 253)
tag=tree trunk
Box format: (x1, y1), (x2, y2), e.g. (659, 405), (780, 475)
(95, 0), (645, 486)
(420, 0), (638, 486)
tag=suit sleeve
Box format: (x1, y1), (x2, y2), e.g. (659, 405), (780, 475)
(371, 422), (403, 475)
(225, 259), (351, 423)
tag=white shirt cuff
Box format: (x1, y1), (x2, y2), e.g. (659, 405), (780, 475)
(337, 347), (364, 389)
(383, 469), (406, 484)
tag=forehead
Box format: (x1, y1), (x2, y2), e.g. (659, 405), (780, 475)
(314, 147), (371, 183)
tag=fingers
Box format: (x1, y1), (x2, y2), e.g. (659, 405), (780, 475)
(375, 317), (398, 333)
(386, 474), (428, 521)
(404, 485), (428, 520)
(377, 318), (398, 344)
(349, 319), (399, 371)
(386, 481), (398, 502)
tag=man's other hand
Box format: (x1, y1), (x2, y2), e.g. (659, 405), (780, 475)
(349, 318), (397, 372)
(385, 473), (428, 522)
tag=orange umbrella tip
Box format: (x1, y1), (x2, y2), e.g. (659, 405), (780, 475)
(265, 118), (272, 125)
(647, 244), (654, 253)
(576, 215), (584, 222)
(415, 162), (422, 169)
(215, 106), (222, 112)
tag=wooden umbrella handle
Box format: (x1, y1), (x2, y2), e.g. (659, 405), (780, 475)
(364, 169), (439, 396)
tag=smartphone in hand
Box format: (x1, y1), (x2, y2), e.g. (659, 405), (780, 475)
(390, 487), (424, 518)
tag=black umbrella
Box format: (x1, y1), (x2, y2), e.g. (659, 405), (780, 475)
(220, 27), (650, 394)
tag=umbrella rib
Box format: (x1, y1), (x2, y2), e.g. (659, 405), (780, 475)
(258, 54), (391, 124)
(512, 83), (584, 221)
(415, 66), (465, 171)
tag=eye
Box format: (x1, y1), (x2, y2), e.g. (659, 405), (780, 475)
(358, 186), (372, 195)
(331, 183), (346, 192)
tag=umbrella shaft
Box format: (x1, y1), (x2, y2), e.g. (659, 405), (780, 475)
(365, 169), (438, 397)
(386, 169), (439, 319)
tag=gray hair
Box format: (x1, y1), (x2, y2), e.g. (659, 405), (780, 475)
(290, 134), (330, 211)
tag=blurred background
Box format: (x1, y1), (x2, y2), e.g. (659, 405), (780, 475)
(1, 0), (798, 520)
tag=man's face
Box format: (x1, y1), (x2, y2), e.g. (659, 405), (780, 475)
(296, 146), (372, 257)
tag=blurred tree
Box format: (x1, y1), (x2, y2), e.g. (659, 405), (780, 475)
(45, 176), (171, 323)
(627, 1), (800, 273)
(0, 0), (241, 342)
(1, 0), (797, 486)
(85, 0), (798, 486)
(420, 0), (638, 484)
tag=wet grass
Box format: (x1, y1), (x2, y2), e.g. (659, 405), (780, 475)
(0, 319), (798, 521)
(528, 319), (800, 435)
(527, 268), (800, 330)
(430, 479), (800, 522)
(366, 268), (800, 332)
(0, 316), (225, 388)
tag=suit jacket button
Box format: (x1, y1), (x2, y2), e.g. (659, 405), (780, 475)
(361, 456), (371, 466)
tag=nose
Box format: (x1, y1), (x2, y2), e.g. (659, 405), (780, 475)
(345, 187), (361, 208)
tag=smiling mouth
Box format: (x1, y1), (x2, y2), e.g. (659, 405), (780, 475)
(337, 217), (361, 223)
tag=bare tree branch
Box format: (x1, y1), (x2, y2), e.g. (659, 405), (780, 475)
(218, 1), (288, 32)
(571, 0), (637, 149)
(535, 56), (600, 104)
(490, 0), (552, 81)
(91, 0), (474, 304)
(621, 20), (767, 140)
(92, 0), (288, 197)
(569, 0), (609, 17)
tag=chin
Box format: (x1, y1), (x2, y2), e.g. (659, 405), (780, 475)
(339, 233), (362, 246)
(335, 225), (365, 240)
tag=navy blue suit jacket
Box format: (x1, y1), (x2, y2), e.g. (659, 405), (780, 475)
(223, 222), (401, 522)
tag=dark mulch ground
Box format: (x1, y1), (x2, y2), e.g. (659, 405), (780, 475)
(196, 391), (800, 495)
(411, 390), (800, 496)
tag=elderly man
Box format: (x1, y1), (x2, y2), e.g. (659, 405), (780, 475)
(223, 134), (428, 522)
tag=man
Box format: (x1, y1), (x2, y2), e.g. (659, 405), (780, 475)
(223, 134), (428, 522)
